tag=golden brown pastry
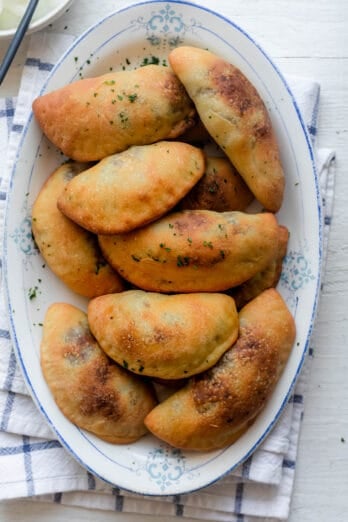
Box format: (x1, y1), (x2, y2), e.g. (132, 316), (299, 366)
(87, 290), (239, 380)
(144, 288), (296, 450)
(32, 162), (124, 298)
(180, 156), (254, 212)
(32, 65), (196, 161)
(169, 46), (285, 212)
(98, 209), (280, 293)
(41, 303), (157, 443)
(228, 225), (289, 308)
(57, 142), (205, 235)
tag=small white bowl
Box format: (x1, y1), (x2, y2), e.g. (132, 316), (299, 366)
(0, 0), (73, 40)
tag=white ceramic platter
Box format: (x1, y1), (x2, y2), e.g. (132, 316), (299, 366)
(3, 0), (322, 495)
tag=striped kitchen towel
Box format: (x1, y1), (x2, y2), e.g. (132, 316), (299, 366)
(0, 31), (335, 521)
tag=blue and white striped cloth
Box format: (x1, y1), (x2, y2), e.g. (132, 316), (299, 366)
(0, 32), (335, 521)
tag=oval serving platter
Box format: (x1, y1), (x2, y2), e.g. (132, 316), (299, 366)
(3, 0), (322, 495)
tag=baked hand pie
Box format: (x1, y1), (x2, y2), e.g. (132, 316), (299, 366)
(179, 155), (254, 212)
(32, 65), (196, 161)
(228, 225), (289, 309)
(98, 209), (280, 292)
(144, 288), (296, 450)
(57, 141), (205, 234)
(169, 46), (285, 212)
(87, 290), (239, 380)
(41, 303), (156, 443)
(31, 162), (124, 298)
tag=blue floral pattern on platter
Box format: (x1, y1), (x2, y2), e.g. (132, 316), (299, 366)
(144, 445), (187, 490)
(280, 250), (315, 291)
(131, 3), (199, 48)
(10, 214), (38, 257)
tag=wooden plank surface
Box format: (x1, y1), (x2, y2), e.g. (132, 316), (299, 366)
(0, 0), (347, 520)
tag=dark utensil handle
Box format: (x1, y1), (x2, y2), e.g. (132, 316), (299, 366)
(0, 0), (40, 85)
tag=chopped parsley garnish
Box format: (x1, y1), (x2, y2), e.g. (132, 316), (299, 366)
(28, 286), (38, 300)
(177, 255), (190, 267)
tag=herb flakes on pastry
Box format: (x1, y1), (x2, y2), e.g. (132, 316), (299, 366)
(32, 65), (196, 162)
(169, 46), (285, 212)
(144, 288), (296, 450)
(57, 141), (205, 234)
(40, 303), (157, 443)
(98, 209), (280, 293)
(87, 290), (239, 380)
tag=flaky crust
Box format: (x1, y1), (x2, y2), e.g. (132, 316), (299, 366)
(31, 162), (124, 298)
(169, 46), (285, 212)
(57, 142), (205, 234)
(41, 303), (156, 443)
(144, 289), (296, 450)
(32, 65), (196, 161)
(98, 209), (280, 292)
(87, 290), (239, 380)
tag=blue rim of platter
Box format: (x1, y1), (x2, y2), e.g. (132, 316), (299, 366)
(3, 0), (323, 496)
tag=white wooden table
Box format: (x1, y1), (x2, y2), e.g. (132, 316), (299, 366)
(0, 1), (347, 520)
